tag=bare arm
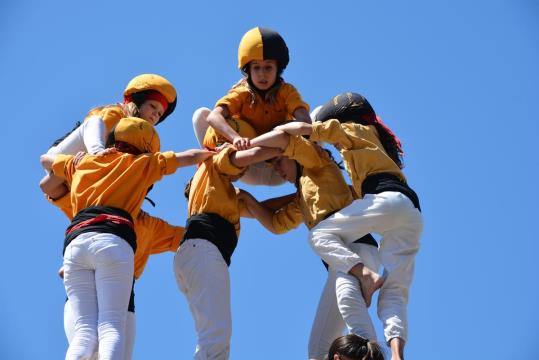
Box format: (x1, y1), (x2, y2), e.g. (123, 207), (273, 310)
(249, 130), (290, 151)
(261, 192), (296, 211)
(175, 149), (215, 167)
(207, 106), (250, 150)
(274, 121), (313, 136)
(293, 107), (312, 124)
(40, 154), (56, 172)
(237, 190), (280, 234)
(230, 146), (282, 168)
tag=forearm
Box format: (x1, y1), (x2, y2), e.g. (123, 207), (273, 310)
(207, 107), (238, 142)
(230, 146), (281, 168)
(274, 121), (313, 136)
(250, 130), (290, 150)
(242, 195), (279, 234)
(261, 193), (296, 211)
(174, 149), (214, 167)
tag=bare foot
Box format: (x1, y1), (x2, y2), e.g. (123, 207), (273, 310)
(389, 337), (405, 360)
(349, 263), (384, 307)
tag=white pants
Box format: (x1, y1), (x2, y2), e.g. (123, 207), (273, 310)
(308, 243), (380, 360)
(47, 116), (106, 158)
(310, 192), (423, 342)
(64, 232), (134, 360)
(192, 107), (284, 186)
(174, 239), (232, 360)
(64, 299), (136, 360)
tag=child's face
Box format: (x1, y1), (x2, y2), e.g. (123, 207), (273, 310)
(249, 59), (278, 91)
(139, 100), (165, 125)
(272, 156), (297, 183)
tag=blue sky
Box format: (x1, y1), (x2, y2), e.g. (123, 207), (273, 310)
(1, 0), (538, 359)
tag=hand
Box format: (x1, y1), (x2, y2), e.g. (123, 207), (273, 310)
(232, 137), (251, 151)
(58, 266), (65, 279)
(73, 151), (87, 166)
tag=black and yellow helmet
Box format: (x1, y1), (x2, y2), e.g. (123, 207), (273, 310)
(238, 27), (289, 72)
(123, 74), (177, 124)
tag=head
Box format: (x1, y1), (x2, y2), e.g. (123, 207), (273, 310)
(272, 156), (299, 184)
(238, 27), (289, 90)
(112, 117), (160, 154)
(202, 118), (257, 150)
(315, 92), (403, 169)
(327, 335), (384, 360)
(123, 74), (178, 125)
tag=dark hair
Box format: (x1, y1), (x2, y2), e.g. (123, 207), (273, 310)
(327, 334), (384, 360)
(315, 92), (403, 169)
(184, 178), (193, 200)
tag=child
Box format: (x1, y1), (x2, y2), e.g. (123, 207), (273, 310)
(173, 120), (282, 359)
(236, 132), (382, 358)
(63, 209), (184, 360)
(272, 92), (423, 360)
(41, 117), (213, 360)
(40, 73), (177, 207)
(326, 334), (384, 360)
(193, 27), (311, 185)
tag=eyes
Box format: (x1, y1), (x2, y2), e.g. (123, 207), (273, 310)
(149, 102), (163, 118)
(251, 63), (277, 73)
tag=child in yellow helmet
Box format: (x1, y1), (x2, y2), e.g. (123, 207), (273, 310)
(192, 27), (311, 185)
(40, 73), (177, 209)
(41, 117), (213, 360)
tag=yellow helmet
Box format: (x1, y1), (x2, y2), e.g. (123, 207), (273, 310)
(238, 27), (289, 71)
(123, 74), (177, 124)
(203, 118), (257, 150)
(114, 117), (160, 154)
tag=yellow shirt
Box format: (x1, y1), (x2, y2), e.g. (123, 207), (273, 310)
(215, 81), (309, 135)
(134, 210), (183, 279)
(52, 151), (179, 219)
(281, 135), (354, 230)
(187, 147), (245, 235)
(85, 104), (127, 134)
(311, 120), (405, 197)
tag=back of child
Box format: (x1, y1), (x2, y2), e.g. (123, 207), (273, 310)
(42, 117), (211, 360)
(174, 120), (281, 359)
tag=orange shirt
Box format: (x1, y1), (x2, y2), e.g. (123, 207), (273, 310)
(85, 104), (127, 134)
(52, 151), (179, 220)
(215, 80), (309, 135)
(134, 210), (183, 279)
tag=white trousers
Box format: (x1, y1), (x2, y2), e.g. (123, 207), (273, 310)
(174, 239), (232, 360)
(308, 243), (380, 360)
(64, 232), (134, 360)
(192, 107), (284, 186)
(64, 299), (136, 360)
(310, 192), (423, 342)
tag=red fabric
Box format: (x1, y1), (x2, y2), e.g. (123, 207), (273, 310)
(144, 91), (169, 112)
(66, 214), (134, 235)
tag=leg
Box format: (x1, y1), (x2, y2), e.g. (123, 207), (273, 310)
(64, 233), (99, 360)
(192, 107), (211, 147)
(64, 299), (98, 360)
(174, 239), (232, 360)
(123, 312), (136, 360)
(92, 233), (134, 360)
(335, 243), (380, 341)
(376, 197), (423, 347)
(308, 268), (345, 360)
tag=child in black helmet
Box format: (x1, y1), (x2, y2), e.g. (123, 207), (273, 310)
(192, 27), (311, 185)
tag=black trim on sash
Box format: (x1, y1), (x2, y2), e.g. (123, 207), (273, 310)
(322, 233), (378, 271)
(181, 213), (238, 266)
(362, 173), (421, 211)
(63, 206), (136, 255)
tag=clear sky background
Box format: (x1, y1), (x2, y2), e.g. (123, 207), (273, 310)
(1, 0), (538, 359)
